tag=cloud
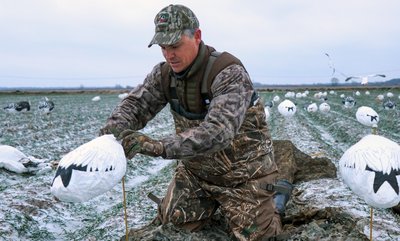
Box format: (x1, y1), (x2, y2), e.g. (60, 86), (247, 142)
(0, 0), (399, 87)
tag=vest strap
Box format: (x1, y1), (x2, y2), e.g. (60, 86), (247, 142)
(161, 48), (249, 119)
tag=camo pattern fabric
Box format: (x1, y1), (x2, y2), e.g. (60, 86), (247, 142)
(162, 64), (276, 186)
(169, 100), (275, 186)
(159, 162), (282, 241)
(148, 4), (199, 47)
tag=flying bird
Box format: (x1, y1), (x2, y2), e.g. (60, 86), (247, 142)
(51, 134), (127, 202)
(324, 53), (336, 76)
(345, 74), (386, 85)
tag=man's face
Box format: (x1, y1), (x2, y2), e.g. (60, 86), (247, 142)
(160, 29), (201, 73)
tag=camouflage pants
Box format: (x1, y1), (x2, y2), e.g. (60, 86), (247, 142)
(158, 162), (282, 241)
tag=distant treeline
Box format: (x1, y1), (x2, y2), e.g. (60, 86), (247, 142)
(0, 79), (398, 93)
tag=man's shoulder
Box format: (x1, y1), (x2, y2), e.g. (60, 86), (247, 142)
(207, 51), (245, 80)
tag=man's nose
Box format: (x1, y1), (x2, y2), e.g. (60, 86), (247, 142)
(164, 49), (175, 59)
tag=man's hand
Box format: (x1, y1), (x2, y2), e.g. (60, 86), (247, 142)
(119, 130), (164, 159)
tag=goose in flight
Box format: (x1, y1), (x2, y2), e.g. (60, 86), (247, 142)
(324, 53), (336, 76)
(345, 74), (386, 85)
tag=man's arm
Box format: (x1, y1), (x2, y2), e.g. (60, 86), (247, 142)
(100, 63), (168, 136)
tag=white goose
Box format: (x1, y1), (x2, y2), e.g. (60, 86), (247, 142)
(264, 107), (270, 120)
(0, 145), (50, 174)
(319, 102), (331, 113)
(273, 95), (280, 103)
(342, 96), (356, 109)
(277, 99), (296, 118)
(38, 97), (55, 114)
(51, 134), (126, 202)
(345, 74), (386, 85)
(339, 134), (400, 208)
(0, 145), (29, 173)
(118, 93), (129, 99)
(356, 106), (379, 128)
(383, 100), (396, 110)
(376, 94), (385, 102)
(91, 96), (101, 102)
(306, 103), (318, 113)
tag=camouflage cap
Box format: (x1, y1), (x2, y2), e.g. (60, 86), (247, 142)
(148, 4), (199, 48)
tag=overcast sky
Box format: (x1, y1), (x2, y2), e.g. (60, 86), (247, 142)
(1, 0), (399, 88)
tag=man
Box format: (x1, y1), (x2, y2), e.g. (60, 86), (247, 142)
(100, 4), (291, 240)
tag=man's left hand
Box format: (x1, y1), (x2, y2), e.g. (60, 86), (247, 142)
(119, 130), (164, 159)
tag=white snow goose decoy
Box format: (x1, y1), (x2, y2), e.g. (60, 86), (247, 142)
(383, 100), (396, 110)
(91, 96), (101, 102)
(118, 93), (129, 99)
(264, 107), (270, 120)
(51, 134), (126, 202)
(342, 96), (356, 109)
(3, 101), (31, 113)
(319, 102), (331, 113)
(339, 134), (400, 208)
(277, 99), (296, 118)
(0, 145), (50, 174)
(0, 145), (29, 173)
(273, 95), (280, 103)
(306, 103), (318, 113)
(38, 97), (55, 114)
(356, 106), (379, 128)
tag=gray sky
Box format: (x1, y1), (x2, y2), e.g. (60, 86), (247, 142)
(1, 0), (399, 88)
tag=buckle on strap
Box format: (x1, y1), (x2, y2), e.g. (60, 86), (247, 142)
(262, 183), (291, 195)
(265, 184), (275, 192)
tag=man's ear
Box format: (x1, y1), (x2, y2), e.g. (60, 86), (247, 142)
(194, 28), (202, 43)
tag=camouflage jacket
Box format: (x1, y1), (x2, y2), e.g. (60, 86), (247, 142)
(106, 44), (276, 186)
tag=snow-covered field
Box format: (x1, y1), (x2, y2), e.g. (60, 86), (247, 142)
(0, 88), (399, 241)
